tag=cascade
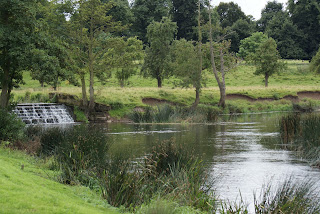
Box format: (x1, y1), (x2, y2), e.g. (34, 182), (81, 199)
(13, 103), (75, 124)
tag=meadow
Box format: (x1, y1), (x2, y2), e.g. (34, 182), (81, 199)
(11, 60), (320, 118)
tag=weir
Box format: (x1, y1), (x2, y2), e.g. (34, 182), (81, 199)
(13, 103), (74, 125)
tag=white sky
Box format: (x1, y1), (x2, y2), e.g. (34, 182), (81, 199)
(211, 0), (288, 20)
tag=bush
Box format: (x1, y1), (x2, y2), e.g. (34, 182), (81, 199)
(0, 109), (25, 142)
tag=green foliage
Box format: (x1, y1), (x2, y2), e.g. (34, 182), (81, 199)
(102, 37), (144, 87)
(288, 0), (320, 59)
(131, 0), (170, 43)
(171, 0), (198, 41)
(215, 2), (249, 28)
(0, 0), (38, 107)
(142, 17), (178, 88)
(251, 38), (285, 87)
(238, 32), (268, 60)
(257, 0), (284, 32)
(74, 106), (88, 122)
(310, 47), (320, 73)
(0, 109), (25, 142)
(170, 39), (204, 106)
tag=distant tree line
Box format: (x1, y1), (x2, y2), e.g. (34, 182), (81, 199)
(1, 0), (320, 112)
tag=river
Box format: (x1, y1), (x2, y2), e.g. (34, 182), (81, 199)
(102, 112), (320, 211)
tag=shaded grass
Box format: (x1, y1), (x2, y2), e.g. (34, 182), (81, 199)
(0, 147), (120, 214)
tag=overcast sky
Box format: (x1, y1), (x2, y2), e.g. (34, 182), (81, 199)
(212, 0), (288, 20)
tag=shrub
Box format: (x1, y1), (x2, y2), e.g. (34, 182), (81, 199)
(0, 109), (25, 142)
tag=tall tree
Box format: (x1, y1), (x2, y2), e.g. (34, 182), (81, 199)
(265, 12), (306, 59)
(207, 3), (237, 108)
(69, 0), (123, 111)
(30, 0), (76, 90)
(252, 38), (285, 87)
(131, 0), (170, 43)
(171, 0), (198, 40)
(0, 0), (37, 108)
(288, 0), (320, 59)
(216, 2), (249, 28)
(141, 17), (177, 88)
(170, 0), (204, 108)
(227, 18), (255, 53)
(257, 0), (284, 32)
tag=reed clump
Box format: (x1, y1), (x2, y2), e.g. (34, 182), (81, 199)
(254, 178), (320, 214)
(129, 104), (220, 123)
(279, 113), (320, 166)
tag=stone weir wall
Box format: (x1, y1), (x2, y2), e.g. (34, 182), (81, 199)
(49, 93), (111, 122)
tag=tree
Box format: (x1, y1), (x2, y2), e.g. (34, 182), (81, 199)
(207, 3), (237, 108)
(171, 0), (198, 40)
(69, 0), (123, 111)
(257, 0), (284, 32)
(252, 38), (285, 87)
(265, 12), (306, 59)
(0, 0), (37, 108)
(310, 47), (320, 73)
(227, 18), (255, 53)
(30, 0), (76, 90)
(102, 37), (144, 87)
(288, 0), (320, 59)
(238, 32), (268, 60)
(170, 0), (204, 108)
(141, 17), (177, 88)
(101, 0), (134, 35)
(131, 0), (170, 43)
(216, 2), (249, 28)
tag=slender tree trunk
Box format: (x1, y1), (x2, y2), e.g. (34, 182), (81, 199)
(192, 87), (200, 109)
(208, 3), (226, 108)
(157, 76), (162, 88)
(80, 74), (88, 108)
(265, 74), (269, 87)
(0, 67), (10, 108)
(88, 18), (95, 111)
(218, 48), (226, 108)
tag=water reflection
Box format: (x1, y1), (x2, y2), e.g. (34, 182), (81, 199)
(102, 113), (320, 211)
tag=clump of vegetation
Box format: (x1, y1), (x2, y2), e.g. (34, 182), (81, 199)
(254, 178), (320, 214)
(129, 104), (220, 123)
(279, 113), (320, 166)
(0, 109), (25, 142)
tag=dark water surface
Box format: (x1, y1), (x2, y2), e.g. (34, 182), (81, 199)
(101, 113), (320, 210)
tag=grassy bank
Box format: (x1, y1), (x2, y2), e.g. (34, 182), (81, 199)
(0, 147), (120, 214)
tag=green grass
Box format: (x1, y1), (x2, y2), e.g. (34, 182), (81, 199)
(0, 146), (120, 214)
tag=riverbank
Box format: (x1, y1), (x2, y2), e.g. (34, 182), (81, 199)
(0, 146), (120, 214)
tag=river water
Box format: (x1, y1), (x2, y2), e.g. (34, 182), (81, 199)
(102, 113), (320, 211)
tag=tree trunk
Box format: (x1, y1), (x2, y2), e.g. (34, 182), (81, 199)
(265, 74), (269, 87)
(120, 79), (124, 88)
(157, 77), (162, 88)
(207, 3), (226, 109)
(89, 63), (95, 111)
(218, 48), (226, 108)
(81, 74), (88, 108)
(191, 87), (200, 109)
(0, 67), (10, 108)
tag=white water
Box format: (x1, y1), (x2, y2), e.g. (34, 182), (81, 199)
(13, 103), (74, 124)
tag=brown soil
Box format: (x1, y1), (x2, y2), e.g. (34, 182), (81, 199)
(226, 91), (320, 103)
(297, 91), (320, 100)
